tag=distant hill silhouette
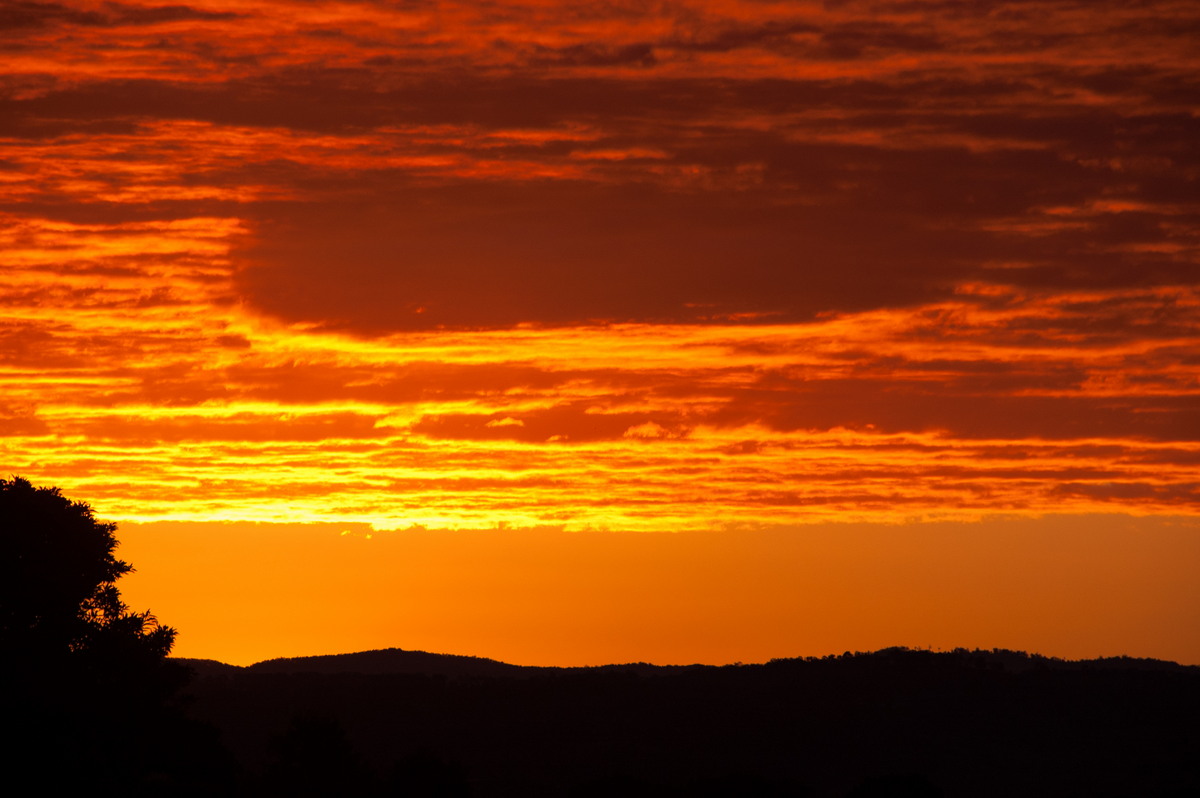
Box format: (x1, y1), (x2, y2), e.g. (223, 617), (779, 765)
(177, 647), (703, 679)
(173, 647), (1200, 797)
(177, 645), (1198, 678)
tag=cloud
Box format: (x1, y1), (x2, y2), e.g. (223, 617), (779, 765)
(231, 182), (969, 331)
(64, 412), (386, 444)
(412, 403), (691, 444)
(3, 0), (1198, 528)
(4, 0), (1195, 333)
(0, 1), (238, 31)
(1051, 481), (1200, 504)
(523, 42), (658, 68)
(0, 403), (47, 436)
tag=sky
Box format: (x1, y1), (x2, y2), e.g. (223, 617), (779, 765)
(2, 0), (1198, 666)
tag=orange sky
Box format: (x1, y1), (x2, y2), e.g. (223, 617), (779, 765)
(3, 0), (1198, 665)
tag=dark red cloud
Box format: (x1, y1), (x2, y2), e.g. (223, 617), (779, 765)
(0, 1), (237, 31)
(66, 412), (386, 444)
(4, 1), (1195, 331)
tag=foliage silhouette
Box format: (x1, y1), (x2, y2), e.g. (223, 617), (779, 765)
(0, 476), (175, 669)
(0, 476), (221, 793)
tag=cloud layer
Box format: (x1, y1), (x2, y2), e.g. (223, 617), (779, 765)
(1, 0), (1197, 528)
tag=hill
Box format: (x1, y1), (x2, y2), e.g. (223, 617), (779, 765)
(176, 647), (704, 679)
(173, 647), (1200, 796)
(177, 645), (1197, 677)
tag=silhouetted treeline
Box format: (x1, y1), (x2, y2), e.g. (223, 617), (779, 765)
(170, 647), (1200, 797)
(0, 477), (232, 794)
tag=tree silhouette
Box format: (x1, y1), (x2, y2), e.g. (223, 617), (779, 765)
(1, 477), (202, 790)
(0, 475), (175, 670)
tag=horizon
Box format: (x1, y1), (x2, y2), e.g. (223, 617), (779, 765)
(172, 641), (1200, 670)
(5, 1), (1199, 670)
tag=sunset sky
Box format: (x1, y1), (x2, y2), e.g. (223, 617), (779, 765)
(3, 0), (1198, 666)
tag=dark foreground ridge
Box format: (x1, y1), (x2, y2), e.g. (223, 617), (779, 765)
(171, 647), (1199, 797)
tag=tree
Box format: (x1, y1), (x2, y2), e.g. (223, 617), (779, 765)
(1, 477), (206, 790)
(0, 475), (175, 668)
